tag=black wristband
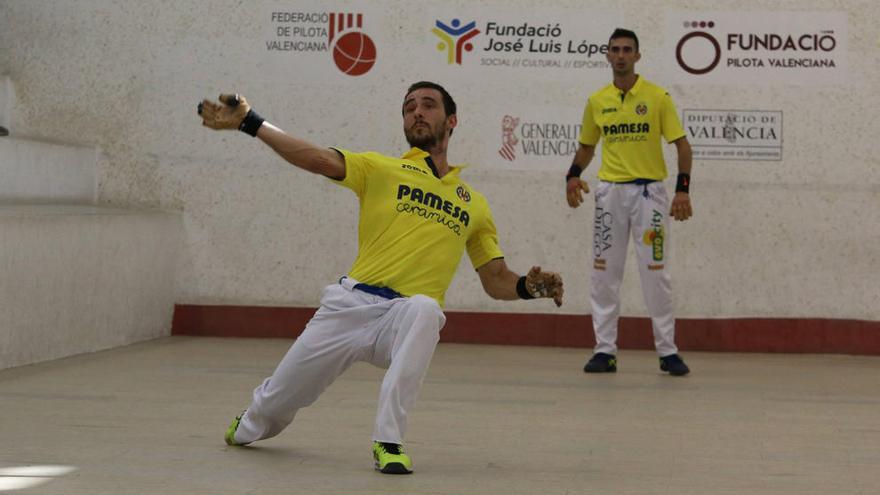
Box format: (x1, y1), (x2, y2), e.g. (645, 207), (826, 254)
(239, 109), (265, 137)
(516, 276), (535, 300)
(675, 173), (690, 193)
(565, 164), (583, 182)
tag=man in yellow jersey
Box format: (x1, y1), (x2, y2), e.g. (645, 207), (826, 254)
(565, 29), (693, 376)
(198, 81), (563, 474)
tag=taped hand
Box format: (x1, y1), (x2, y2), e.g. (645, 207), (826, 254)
(525, 266), (564, 307)
(197, 93), (251, 130)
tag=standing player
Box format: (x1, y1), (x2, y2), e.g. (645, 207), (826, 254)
(565, 29), (693, 376)
(198, 81), (564, 474)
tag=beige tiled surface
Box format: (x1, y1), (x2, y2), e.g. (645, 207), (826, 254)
(1, 337), (878, 494)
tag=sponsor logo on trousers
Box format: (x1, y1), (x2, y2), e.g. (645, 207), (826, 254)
(594, 207), (612, 256)
(642, 209), (665, 261)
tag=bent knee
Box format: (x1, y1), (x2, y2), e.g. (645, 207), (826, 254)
(407, 294), (441, 313)
(406, 294), (446, 326)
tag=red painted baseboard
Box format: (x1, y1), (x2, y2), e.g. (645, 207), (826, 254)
(171, 304), (880, 355)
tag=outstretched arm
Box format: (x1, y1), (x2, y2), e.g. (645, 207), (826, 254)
(476, 258), (564, 307)
(198, 93), (345, 179)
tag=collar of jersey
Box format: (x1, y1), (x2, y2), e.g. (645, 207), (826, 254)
(402, 147), (464, 180)
(612, 74), (643, 98)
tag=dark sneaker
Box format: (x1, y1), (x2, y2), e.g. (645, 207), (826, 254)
(372, 441), (413, 474)
(224, 411), (250, 446)
(583, 352), (617, 373)
(659, 354), (690, 376)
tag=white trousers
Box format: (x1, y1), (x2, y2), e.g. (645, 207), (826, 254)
(234, 277), (446, 445)
(591, 181), (678, 357)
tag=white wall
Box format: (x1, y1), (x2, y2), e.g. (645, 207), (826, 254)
(1, 0), (877, 321)
(0, 138), (97, 202)
(0, 205), (182, 369)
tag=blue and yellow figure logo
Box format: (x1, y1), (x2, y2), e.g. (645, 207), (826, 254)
(432, 19), (480, 65)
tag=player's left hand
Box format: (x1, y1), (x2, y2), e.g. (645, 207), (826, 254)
(670, 192), (693, 221)
(525, 266), (564, 307)
(566, 178), (590, 208)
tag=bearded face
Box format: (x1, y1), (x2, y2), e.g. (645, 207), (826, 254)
(404, 117), (448, 151)
(402, 88), (454, 152)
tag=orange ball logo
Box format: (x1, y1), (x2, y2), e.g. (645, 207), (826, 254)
(332, 32), (377, 76)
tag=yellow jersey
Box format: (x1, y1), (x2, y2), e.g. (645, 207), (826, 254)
(578, 76), (686, 182)
(331, 147), (503, 306)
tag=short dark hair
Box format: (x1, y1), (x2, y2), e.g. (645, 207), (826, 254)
(403, 81), (457, 117)
(609, 28), (639, 52)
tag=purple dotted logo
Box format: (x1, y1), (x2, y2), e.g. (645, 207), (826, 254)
(676, 21), (721, 75)
(683, 21), (715, 29)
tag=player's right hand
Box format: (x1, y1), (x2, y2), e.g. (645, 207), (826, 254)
(197, 93), (251, 130)
(566, 177), (590, 208)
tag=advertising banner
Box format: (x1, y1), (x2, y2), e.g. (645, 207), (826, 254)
(683, 109), (783, 161)
(665, 12), (848, 84)
(416, 8), (623, 85)
(480, 104), (584, 171)
(262, 5), (387, 79)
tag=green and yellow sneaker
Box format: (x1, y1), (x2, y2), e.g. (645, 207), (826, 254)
(224, 411), (249, 446)
(372, 441), (413, 474)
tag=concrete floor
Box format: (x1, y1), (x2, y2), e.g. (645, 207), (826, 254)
(1, 336), (878, 494)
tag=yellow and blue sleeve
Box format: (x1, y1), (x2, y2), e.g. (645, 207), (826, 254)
(660, 94), (687, 143)
(578, 99), (600, 146)
(466, 201), (504, 270)
(329, 147), (372, 196)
